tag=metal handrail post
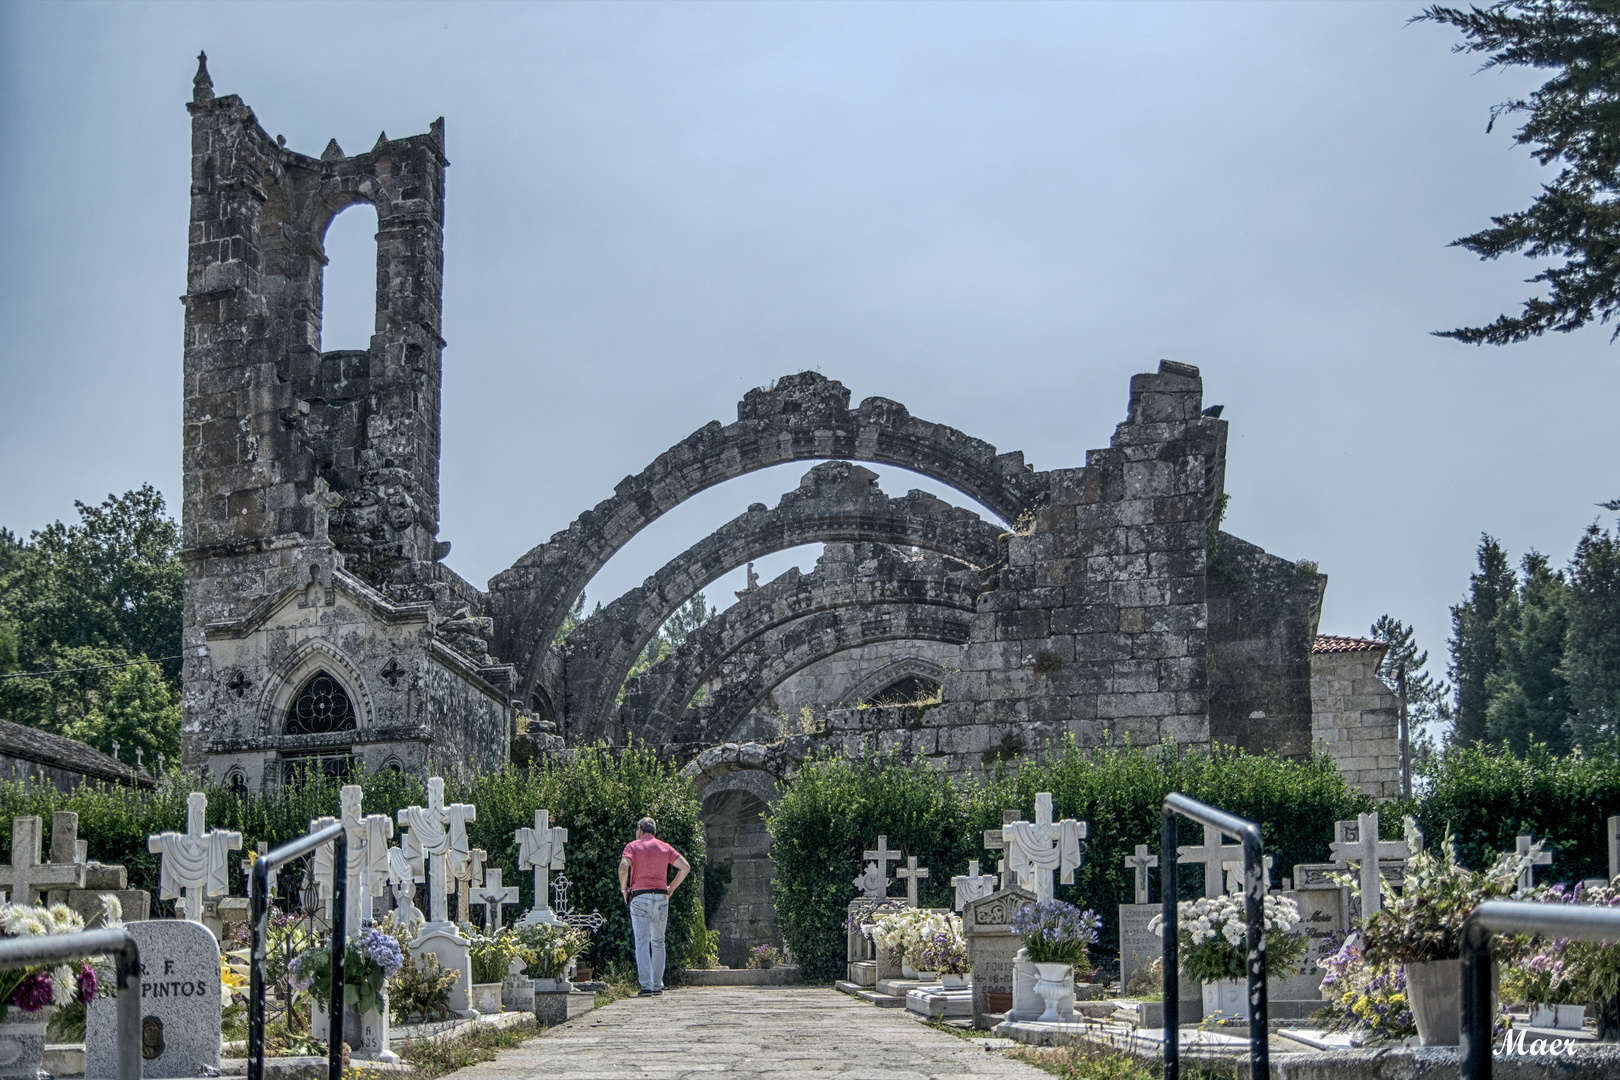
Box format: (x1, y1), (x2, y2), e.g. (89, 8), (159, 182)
(1160, 792), (1269, 1080)
(1461, 900), (1620, 1080)
(0, 929), (140, 1080)
(246, 821), (349, 1080)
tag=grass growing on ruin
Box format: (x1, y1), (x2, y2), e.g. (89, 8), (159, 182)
(395, 1017), (540, 1079)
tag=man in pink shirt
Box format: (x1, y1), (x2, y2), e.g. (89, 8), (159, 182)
(618, 816), (690, 995)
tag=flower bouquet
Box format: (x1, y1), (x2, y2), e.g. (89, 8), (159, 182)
(746, 945), (784, 970)
(916, 928), (969, 977)
(513, 922), (588, 980)
(1312, 933), (1415, 1043)
(0, 903), (104, 1020)
(291, 926), (405, 1017)
(1011, 900), (1101, 968)
(869, 909), (959, 974)
(1148, 894), (1305, 982)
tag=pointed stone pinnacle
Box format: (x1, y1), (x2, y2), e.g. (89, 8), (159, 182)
(193, 50), (214, 103)
(321, 138), (345, 161)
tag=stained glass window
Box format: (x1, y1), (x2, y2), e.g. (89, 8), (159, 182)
(285, 671), (357, 735)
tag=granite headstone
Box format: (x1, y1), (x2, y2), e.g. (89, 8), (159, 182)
(1117, 903), (1160, 993)
(962, 886), (1034, 1029)
(85, 919), (220, 1079)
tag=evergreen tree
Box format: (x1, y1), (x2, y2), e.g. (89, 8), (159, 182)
(1483, 552), (1574, 753)
(1450, 535), (1516, 743)
(1563, 522), (1620, 747)
(1419, 2), (1620, 344)
(1370, 614), (1451, 725)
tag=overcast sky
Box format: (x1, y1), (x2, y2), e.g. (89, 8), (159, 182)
(2, 1), (1614, 691)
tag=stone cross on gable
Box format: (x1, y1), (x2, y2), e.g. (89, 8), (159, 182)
(0, 815), (86, 906)
(1608, 816), (1620, 883)
(1003, 793), (1087, 904)
(1177, 832), (1246, 900)
(1223, 855), (1275, 895)
(857, 836), (902, 899)
(456, 849), (487, 925)
(951, 860), (997, 911)
(896, 856), (930, 908)
(517, 809), (568, 926)
(471, 868), (519, 932)
(302, 477), (343, 544)
(396, 777), (476, 927)
(149, 793), (242, 923)
(1515, 834), (1554, 892)
(1123, 845), (1159, 905)
(1329, 812), (1409, 917)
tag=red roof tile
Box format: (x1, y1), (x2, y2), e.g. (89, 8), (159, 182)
(1312, 635), (1389, 656)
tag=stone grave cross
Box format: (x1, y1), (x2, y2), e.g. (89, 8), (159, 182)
(396, 777), (476, 926)
(896, 856), (930, 907)
(517, 809), (568, 926)
(856, 836), (902, 899)
(1177, 830), (1246, 900)
(148, 792), (242, 922)
(0, 815), (86, 906)
(1329, 812), (1410, 917)
(471, 868), (519, 932)
(1515, 834), (1554, 892)
(302, 476), (343, 544)
(326, 785), (394, 934)
(982, 810), (1021, 890)
(1002, 793), (1086, 904)
(1223, 855), (1275, 895)
(1122, 844), (1158, 905)
(951, 860), (997, 911)
(1608, 816), (1620, 883)
(456, 848), (487, 924)
(386, 846), (423, 937)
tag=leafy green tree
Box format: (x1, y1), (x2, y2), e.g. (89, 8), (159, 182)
(1420, 2), (1620, 344)
(1483, 552), (1574, 753)
(1564, 521), (1620, 747)
(62, 661), (182, 767)
(1450, 536), (1516, 743)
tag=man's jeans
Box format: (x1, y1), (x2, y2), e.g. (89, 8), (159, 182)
(629, 892), (669, 991)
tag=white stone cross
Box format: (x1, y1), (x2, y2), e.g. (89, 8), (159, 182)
(1123, 844), (1159, 905)
(320, 785), (394, 936)
(0, 816), (86, 906)
(456, 848), (487, 925)
(982, 811), (1021, 891)
(951, 860), (997, 911)
(1515, 834), (1554, 893)
(896, 856), (930, 908)
(148, 793), (242, 923)
(1003, 793), (1086, 904)
(396, 777), (476, 927)
(517, 809), (568, 926)
(1177, 831), (1246, 900)
(302, 477), (343, 543)
(386, 846), (423, 937)
(1608, 816), (1620, 883)
(471, 868), (520, 931)
(858, 836), (902, 899)
(1223, 855), (1275, 895)
(1329, 812), (1410, 917)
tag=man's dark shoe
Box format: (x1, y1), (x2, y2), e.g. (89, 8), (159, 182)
(652, 990), (663, 995)
(636, 989), (655, 997)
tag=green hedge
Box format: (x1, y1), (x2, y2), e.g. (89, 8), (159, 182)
(768, 740), (1378, 983)
(0, 742), (702, 981)
(1414, 741), (1620, 880)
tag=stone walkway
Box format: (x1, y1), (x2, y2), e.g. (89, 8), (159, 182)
(453, 987), (1050, 1079)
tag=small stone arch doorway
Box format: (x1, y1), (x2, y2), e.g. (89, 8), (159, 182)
(695, 766), (783, 968)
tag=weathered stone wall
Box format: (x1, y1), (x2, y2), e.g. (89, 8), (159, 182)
(740, 639), (965, 740)
(702, 786), (780, 967)
(1310, 638), (1403, 799)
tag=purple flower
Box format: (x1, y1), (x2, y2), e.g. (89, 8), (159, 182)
(76, 965), (97, 1004)
(12, 972), (53, 1013)
(287, 956), (313, 993)
(359, 928), (404, 977)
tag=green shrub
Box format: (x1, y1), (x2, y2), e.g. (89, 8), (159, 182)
(1415, 741), (1620, 880)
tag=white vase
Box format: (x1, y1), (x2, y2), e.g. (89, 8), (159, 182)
(1032, 962), (1073, 1023)
(901, 961), (919, 979)
(916, 970), (939, 982)
(1201, 978), (1246, 1021)
(940, 973), (967, 990)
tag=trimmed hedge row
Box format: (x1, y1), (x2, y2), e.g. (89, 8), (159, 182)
(0, 743), (703, 981)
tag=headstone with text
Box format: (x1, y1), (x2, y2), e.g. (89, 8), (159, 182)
(85, 920), (220, 1079)
(962, 886), (1034, 1030)
(1117, 903), (1160, 993)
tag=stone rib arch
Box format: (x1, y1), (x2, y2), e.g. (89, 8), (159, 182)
(843, 656), (950, 708)
(629, 602), (974, 747)
(555, 462), (1003, 737)
(613, 543), (978, 743)
(489, 372), (1048, 680)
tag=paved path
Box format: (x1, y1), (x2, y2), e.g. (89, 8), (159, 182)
(454, 987), (1049, 1080)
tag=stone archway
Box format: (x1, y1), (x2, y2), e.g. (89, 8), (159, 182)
(489, 373), (1047, 687)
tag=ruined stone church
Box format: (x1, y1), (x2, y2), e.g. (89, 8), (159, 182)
(177, 62), (1401, 960)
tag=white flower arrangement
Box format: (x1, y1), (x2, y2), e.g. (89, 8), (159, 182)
(868, 908), (961, 967)
(1148, 894), (1305, 982)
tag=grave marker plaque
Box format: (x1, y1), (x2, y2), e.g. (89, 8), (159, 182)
(85, 920), (220, 1079)
(962, 886), (1034, 1030)
(1117, 903), (1160, 993)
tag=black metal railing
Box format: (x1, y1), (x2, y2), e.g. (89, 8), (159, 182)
(0, 928), (140, 1080)
(1461, 899), (1620, 1079)
(1161, 792), (1268, 1080)
(248, 821), (348, 1080)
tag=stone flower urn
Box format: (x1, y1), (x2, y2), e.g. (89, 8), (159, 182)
(1032, 963), (1073, 1023)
